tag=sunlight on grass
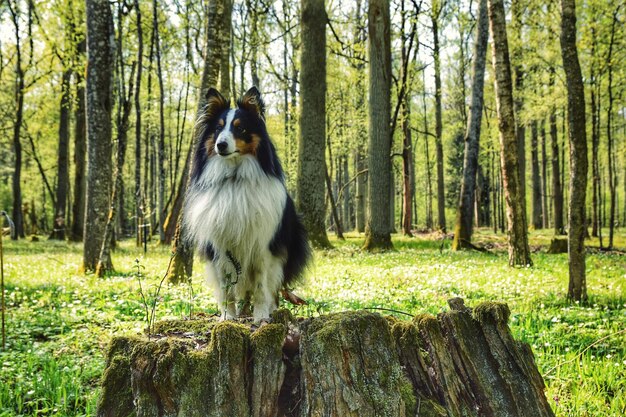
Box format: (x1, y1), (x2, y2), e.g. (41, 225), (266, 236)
(0, 228), (624, 416)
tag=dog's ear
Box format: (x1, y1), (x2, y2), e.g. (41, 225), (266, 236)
(237, 86), (265, 119)
(204, 87), (230, 120)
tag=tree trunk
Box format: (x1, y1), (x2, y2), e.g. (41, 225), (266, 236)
(297, 0), (331, 249)
(70, 39), (87, 242)
(549, 92), (564, 235)
(152, 0), (167, 245)
(166, 0), (227, 284)
(423, 80), (433, 231)
(353, 0), (367, 235)
(432, 11), (446, 233)
(451, 0), (489, 250)
(8, 0), (25, 239)
(511, 1), (526, 207)
(134, 0), (143, 247)
(324, 163), (344, 240)
(530, 121), (543, 230)
(488, 0), (532, 267)
(355, 151), (366, 233)
(400, 0), (415, 237)
(364, 0), (393, 251)
(51, 68), (72, 240)
(605, 6), (619, 250)
(220, 0), (233, 100)
(95, 60), (136, 277)
(83, 0), (114, 272)
(401, 98), (414, 237)
(560, 0), (588, 302)
(97, 301), (555, 417)
(341, 156), (351, 231)
(163, 148), (191, 244)
(590, 27), (600, 239)
(540, 122), (548, 229)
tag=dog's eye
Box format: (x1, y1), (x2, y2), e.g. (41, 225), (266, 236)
(215, 125), (223, 133)
(236, 126), (247, 134)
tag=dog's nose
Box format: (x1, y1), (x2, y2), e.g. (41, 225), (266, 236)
(216, 141), (228, 153)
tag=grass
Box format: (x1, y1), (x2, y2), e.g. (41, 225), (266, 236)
(0, 229), (624, 416)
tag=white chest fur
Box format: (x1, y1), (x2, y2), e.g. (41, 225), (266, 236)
(185, 155), (287, 263)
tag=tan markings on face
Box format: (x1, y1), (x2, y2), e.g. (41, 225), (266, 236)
(218, 119), (225, 127)
(233, 118), (241, 127)
(235, 134), (261, 155)
(205, 138), (215, 157)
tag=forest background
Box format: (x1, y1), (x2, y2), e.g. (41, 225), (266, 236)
(0, 0), (625, 415)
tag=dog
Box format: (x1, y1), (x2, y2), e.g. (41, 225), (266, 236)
(184, 86), (310, 322)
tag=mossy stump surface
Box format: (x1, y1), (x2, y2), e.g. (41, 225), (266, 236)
(97, 300), (554, 417)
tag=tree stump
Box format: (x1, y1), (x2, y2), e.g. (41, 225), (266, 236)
(547, 238), (568, 254)
(97, 300), (554, 417)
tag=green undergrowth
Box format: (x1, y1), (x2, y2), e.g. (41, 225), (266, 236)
(0, 229), (624, 416)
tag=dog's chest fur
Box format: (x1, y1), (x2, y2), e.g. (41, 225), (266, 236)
(185, 155), (286, 262)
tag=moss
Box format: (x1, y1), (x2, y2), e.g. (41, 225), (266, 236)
(270, 308), (294, 326)
(250, 323), (287, 357)
(209, 321), (250, 364)
(417, 399), (447, 417)
(302, 311), (406, 416)
(152, 318), (219, 337)
(473, 301), (510, 324)
(105, 335), (138, 364)
(97, 354), (135, 417)
(398, 375), (417, 415)
(413, 313), (439, 333)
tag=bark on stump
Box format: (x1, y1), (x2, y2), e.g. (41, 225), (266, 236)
(97, 300), (554, 417)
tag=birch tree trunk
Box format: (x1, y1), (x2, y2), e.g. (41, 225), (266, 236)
(560, 0), (588, 302)
(451, 0), (489, 250)
(82, 0), (114, 272)
(488, 0), (532, 267)
(297, 0), (331, 248)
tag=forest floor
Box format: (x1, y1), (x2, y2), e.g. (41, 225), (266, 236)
(0, 228), (624, 416)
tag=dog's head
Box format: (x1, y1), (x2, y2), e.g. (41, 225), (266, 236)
(193, 87), (282, 179)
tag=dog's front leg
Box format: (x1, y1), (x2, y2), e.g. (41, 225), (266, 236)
(206, 261), (236, 320)
(252, 256), (283, 322)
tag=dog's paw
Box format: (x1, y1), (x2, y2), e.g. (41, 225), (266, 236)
(252, 317), (273, 328)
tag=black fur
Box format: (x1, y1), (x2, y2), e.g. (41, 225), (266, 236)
(269, 196), (311, 286)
